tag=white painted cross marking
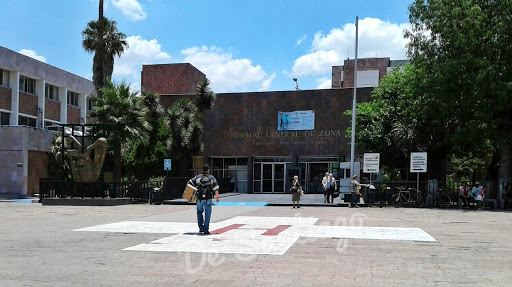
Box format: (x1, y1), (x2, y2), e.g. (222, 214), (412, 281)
(74, 216), (436, 255)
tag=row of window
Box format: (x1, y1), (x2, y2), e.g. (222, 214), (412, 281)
(45, 83), (59, 100)
(19, 76), (35, 94)
(1, 111), (9, 125)
(0, 111), (62, 128)
(15, 75), (91, 108)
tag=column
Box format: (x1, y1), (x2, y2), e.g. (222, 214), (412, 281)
(247, 157), (253, 194)
(78, 93), (87, 124)
(9, 71), (19, 125)
(36, 79), (45, 129)
(59, 87), (67, 124)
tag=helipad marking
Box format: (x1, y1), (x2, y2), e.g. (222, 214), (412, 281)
(74, 216), (436, 255)
(213, 202), (268, 206)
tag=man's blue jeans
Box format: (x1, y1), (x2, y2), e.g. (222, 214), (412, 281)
(350, 191), (357, 206)
(197, 199), (213, 232)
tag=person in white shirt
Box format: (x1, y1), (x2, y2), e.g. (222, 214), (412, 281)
(322, 172), (329, 203)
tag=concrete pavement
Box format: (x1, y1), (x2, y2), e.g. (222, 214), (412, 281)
(0, 199), (511, 286)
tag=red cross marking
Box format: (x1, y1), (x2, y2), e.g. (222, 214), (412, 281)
(211, 224), (292, 236)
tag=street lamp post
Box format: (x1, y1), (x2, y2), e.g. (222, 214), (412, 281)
(350, 16), (359, 178)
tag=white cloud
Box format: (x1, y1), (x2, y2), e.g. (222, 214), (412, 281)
(112, 0), (146, 21)
(292, 49), (341, 77)
(259, 73), (276, 91)
(19, 49), (46, 63)
(181, 46), (269, 93)
(290, 17), (409, 77)
(315, 77), (331, 89)
(113, 35), (171, 79)
(296, 34), (307, 46)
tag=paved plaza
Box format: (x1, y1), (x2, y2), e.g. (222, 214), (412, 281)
(1, 195), (511, 286)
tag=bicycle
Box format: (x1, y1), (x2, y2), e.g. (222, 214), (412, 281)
(418, 188), (451, 208)
(390, 187), (423, 208)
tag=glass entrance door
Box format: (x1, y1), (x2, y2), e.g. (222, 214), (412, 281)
(307, 163), (330, 194)
(254, 162), (286, 192)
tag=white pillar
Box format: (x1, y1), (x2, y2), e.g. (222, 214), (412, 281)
(36, 79), (45, 129)
(78, 93), (87, 124)
(59, 87), (67, 124)
(9, 71), (19, 125)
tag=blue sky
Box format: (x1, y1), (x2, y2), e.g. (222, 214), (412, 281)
(0, 0), (413, 93)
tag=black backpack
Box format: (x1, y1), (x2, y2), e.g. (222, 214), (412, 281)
(197, 174), (214, 200)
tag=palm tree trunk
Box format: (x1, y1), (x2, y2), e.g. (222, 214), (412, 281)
(99, 0), (104, 20)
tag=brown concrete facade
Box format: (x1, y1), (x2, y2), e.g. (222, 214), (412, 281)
(343, 58), (390, 88)
(158, 88), (372, 158)
(67, 105), (80, 124)
(0, 86), (11, 110)
(19, 92), (38, 116)
(27, 150), (48, 195)
(331, 66), (343, 89)
(332, 57), (391, 88)
(44, 99), (60, 121)
(141, 63), (206, 95)
(201, 88), (372, 157)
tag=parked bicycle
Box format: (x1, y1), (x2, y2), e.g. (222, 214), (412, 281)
(418, 188), (451, 208)
(390, 187), (424, 208)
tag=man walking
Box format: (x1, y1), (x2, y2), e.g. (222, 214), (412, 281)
(188, 164), (220, 235)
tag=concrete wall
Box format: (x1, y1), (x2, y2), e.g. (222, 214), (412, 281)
(0, 46), (95, 95)
(0, 126), (55, 198)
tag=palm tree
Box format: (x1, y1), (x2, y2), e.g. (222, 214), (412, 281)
(194, 78), (216, 119)
(91, 81), (149, 188)
(166, 79), (216, 176)
(82, 3), (128, 94)
(124, 91), (172, 180)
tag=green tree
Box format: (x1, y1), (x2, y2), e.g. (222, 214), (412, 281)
(124, 91), (172, 180)
(167, 79), (216, 176)
(90, 81), (149, 184)
(82, 0), (128, 93)
(405, 0), (512, 182)
(347, 65), (452, 180)
(47, 135), (71, 179)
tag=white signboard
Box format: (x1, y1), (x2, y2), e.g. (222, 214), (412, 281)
(410, 152), (427, 173)
(278, 110), (315, 131)
(363, 153), (380, 173)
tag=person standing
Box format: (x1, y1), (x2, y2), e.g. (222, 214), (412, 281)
(291, 175), (302, 208)
(326, 173), (337, 204)
(188, 164), (220, 235)
(458, 182), (470, 209)
(350, 175), (368, 208)
(229, 174), (236, 193)
(322, 172), (329, 203)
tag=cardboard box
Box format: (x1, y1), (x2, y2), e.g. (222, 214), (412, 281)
(182, 184), (197, 203)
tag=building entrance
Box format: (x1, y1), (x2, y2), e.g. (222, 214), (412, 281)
(253, 162), (287, 192)
(306, 163), (329, 194)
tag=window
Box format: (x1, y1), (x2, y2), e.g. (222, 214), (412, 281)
(1, 111), (9, 126)
(45, 84), (59, 100)
(0, 69), (3, 86)
(18, 115), (37, 127)
(67, 91), (79, 106)
(87, 97), (95, 111)
(19, 76), (36, 94)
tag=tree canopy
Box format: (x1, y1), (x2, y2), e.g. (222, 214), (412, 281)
(404, 0), (512, 181)
(82, 0), (128, 93)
